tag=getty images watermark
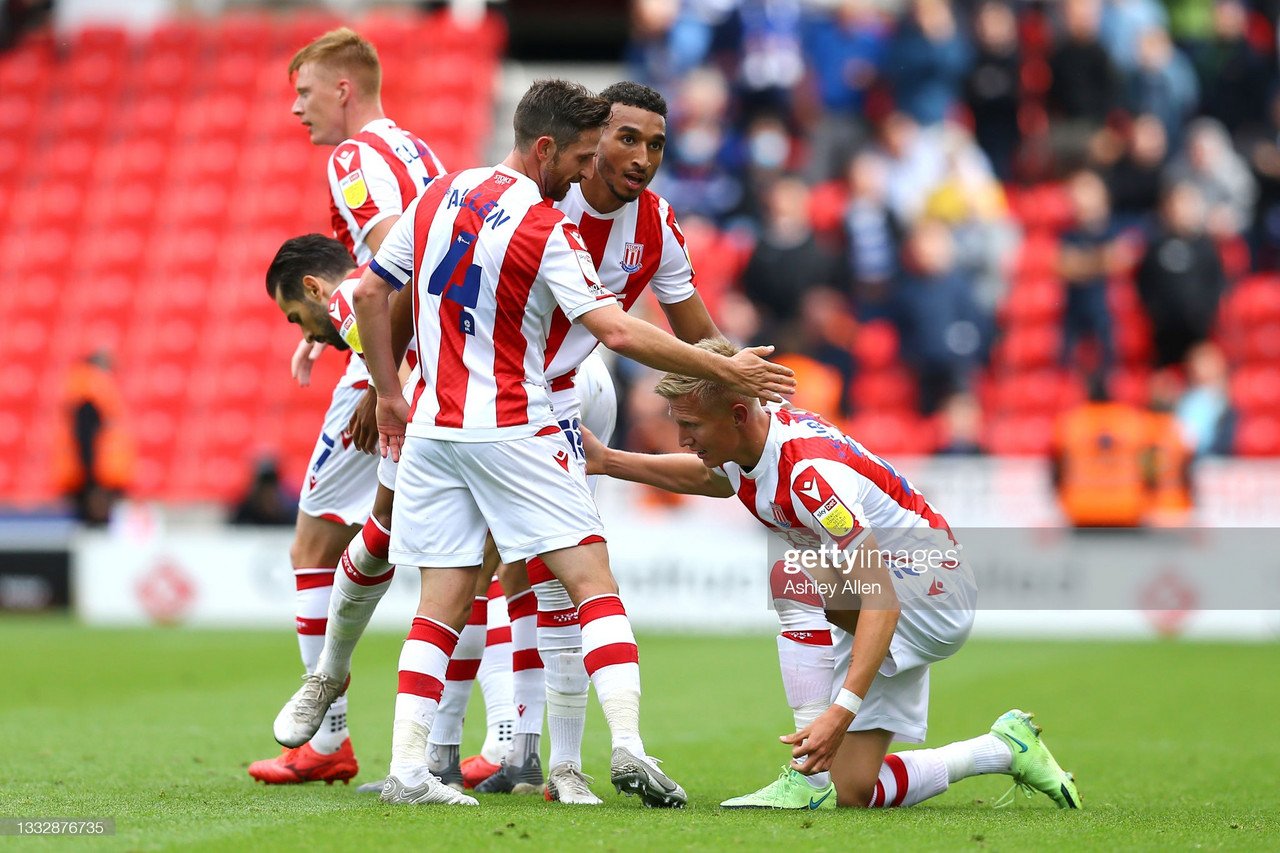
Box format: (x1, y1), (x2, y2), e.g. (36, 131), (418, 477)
(771, 537), (965, 611)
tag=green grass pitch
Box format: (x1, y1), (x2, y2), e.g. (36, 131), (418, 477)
(2, 617), (1276, 850)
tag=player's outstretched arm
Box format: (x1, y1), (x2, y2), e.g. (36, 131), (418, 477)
(579, 304), (795, 402)
(582, 427), (733, 497)
(352, 268), (409, 461)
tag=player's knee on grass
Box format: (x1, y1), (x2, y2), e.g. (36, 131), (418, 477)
(291, 512), (360, 569)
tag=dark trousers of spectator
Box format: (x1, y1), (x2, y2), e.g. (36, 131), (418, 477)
(1061, 284), (1114, 374)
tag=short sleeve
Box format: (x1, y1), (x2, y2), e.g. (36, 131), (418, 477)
(649, 200), (696, 304)
(329, 141), (404, 240)
(369, 197), (419, 291)
(788, 459), (874, 551)
(540, 218), (618, 321)
(327, 279), (364, 355)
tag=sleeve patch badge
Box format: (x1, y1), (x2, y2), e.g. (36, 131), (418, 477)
(340, 169), (369, 208)
(793, 468), (863, 544)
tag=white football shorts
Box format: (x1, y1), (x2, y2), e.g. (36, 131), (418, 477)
(549, 350), (617, 493)
(389, 429), (606, 568)
(297, 383), (379, 526)
(832, 564), (976, 743)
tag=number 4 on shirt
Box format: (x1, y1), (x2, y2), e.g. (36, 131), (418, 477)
(428, 231), (482, 310)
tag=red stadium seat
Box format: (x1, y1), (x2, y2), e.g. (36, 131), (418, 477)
(1013, 231), (1059, 279)
(984, 414), (1056, 456)
(993, 323), (1059, 370)
(1002, 277), (1062, 325)
(1235, 413), (1280, 456)
(853, 321), (900, 370)
(850, 367), (917, 412)
(844, 412), (935, 456)
(1230, 365), (1280, 413)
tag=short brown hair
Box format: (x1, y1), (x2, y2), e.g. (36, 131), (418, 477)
(288, 27), (381, 97)
(513, 79), (611, 152)
(653, 338), (747, 404)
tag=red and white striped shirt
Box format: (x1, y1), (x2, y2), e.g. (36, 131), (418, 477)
(327, 267), (418, 373)
(717, 406), (965, 592)
(545, 184), (696, 385)
(323, 265), (371, 390)
(371, 165), (618, 441)
(328, 118), (445, 265)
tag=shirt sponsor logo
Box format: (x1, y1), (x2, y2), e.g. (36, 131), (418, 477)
(813, 495), (856, 539)
(620, 241), (644, 273)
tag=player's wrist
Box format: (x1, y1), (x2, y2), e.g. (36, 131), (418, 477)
(832, 688), (863, 717)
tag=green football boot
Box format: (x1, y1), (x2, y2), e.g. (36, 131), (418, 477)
(990, 709), (1081, 809)
(720, 767), (836, 810)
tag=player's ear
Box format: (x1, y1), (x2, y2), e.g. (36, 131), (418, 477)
(533, 135), (557, 163)
(335, 77), (351, 105)
(301, 274), (324, 301)
(731, 401), (749, 426)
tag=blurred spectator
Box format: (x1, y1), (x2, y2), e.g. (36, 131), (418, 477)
(843, 150), (901, 319)
(1244, 90), (1280, 264)
(735, 0), (807, 116)
(1048, 0), (1122, 126)
(1164, 0), (1215, 45)
(1100, 0), (1170, 71)
(1145, 369), (1195, 525)
(230, 459), (297, 526)
(54, 352), (135, 526)
(1136, 182), (1228, 367)
(736, 112), (802, 225)
(886, 0), (972, 127)
(963, 0), (1022, 180)
(654, 67), (746, 225)
(1057, 170), (1130, 374)
(1165, 117), (1258, 238)
(1126, 27), (1199, 145)
(921, 126), (1018, 315)
(740, 176), (844, 328)
(1175, 342), (1237, 456)
(800, 0), (889, 182)
(1051, 374), (1152, 527)
(628, 0), (730, 94)
(892, 219), (987, 413)
(1101, 113), (1169, 227)
(935, 391), (984, 455)
(1190, 0), (1274, 139)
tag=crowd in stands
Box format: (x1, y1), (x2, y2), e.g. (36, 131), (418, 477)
(616, 0), (1280, 458)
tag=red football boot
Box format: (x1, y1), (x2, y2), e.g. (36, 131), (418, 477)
(248, 738), (359, 785)
(460, 754), (501, 789)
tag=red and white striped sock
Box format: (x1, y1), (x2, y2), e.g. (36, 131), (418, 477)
(478, 578), (516, 762)
(578, 593), (643, 756)
(531, 559), (588, 769)
(317, 518), (394, 681)
(294, 567), (335, 672)
(295, 567), (347, 753)
(392, 616), (458, 782)
(868, 751), (950, 808)
(508, 590), (544, 758)
(429, 596), (485, 749)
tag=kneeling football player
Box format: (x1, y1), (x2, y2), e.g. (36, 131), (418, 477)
(583, 338), (1081, 811)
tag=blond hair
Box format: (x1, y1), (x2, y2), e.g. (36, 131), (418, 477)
(288, 28), (381, 97)
(653, 338), (746, 404)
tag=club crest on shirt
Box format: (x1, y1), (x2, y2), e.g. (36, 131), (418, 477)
(620, 242), (644, 273)
(769, 501), (792, 528)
